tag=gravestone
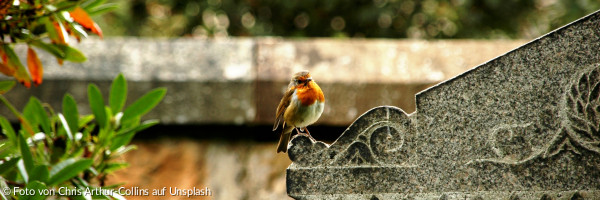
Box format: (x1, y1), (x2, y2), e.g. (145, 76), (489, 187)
(286, 10), (600, 199)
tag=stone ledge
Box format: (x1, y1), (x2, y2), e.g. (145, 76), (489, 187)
(291, 190), (599, 200)
(2, 38), (526, 125)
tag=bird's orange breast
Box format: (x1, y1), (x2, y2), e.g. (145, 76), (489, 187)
(296, 81), (325, 106)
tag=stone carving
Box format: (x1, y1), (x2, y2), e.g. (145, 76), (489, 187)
(546, 65), (600, 157)
(463, 122), (539, 165)
(468, 65), (600, 166)
(288, 106), (414, 167)
(286, 10), (600, 200)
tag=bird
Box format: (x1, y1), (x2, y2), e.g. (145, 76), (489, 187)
(273, 71), (325, 153)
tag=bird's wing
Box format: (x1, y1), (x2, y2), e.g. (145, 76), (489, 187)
(273, 88), (294, 131)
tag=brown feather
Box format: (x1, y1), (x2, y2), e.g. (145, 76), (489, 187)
(273, 87), (295, 131)
(276, 122), (295, 153)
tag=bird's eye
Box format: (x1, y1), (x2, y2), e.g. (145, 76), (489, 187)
(296, 80), (302, 84)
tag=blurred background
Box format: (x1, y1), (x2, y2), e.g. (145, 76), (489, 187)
(4, 0), (600, 199)
(96, 0), (600, 39)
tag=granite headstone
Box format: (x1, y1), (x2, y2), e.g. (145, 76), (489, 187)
(286, 10), (600, 200)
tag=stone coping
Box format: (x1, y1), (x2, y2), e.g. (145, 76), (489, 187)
(2, 38), (525, 125)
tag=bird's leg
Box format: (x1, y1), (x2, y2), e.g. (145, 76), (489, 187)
(301, 127), (316, 141)
(295, 127), (308, 136)
(303, 128), (311, 136)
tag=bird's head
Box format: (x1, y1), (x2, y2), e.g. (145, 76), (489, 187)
(290, 71), (313, 87)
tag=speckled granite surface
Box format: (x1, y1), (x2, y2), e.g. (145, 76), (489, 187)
(286, 10), (600, 200)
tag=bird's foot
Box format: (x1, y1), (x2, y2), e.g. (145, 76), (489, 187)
(301, 127), (316, 141)
(295, 128), (307, 136)
(295, 128), (315, 140)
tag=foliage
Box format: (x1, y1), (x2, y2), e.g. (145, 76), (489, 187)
(0, 74), (166, 199)
(95, 0), (600, 39)
(0, 0), (114, 87)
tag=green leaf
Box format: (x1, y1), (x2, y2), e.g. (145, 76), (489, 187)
(30, 40), (65, 59)
(121, 88), (166, 122)
(66, 145), (85, 160)
(54, 44), (86, 62)
(19, 181), (47, 200)
(112, 145), (136, 157)
(117, 119), (158, 135)
(22, 100), (40, 133)
(53, 1), (79, 12)
(102, 107), (115, 140)
(19, 133), (34, 176)
(109, 74), (127, 113)
(110, 120), (158, 151)
(86, 3), (119, 16)
(29, 165), (49, 183)
(0, 141), (13, 158)
(70, 24), (89, 39)
(120, 116), (140, 130)
(42, 17), (60, 46)
(0, 157), (20, 174)
(62, 94), (79, 135)
(0, 81), (15, 94)
(79, 114), (94, 128)
(48, 158), (92, 185)
(88, 84), (107, 128)
(102, 162), (128, 173)
(26, 98), (51, 134)
(0, 116), (17, 145)
(82, 0), (107, 10)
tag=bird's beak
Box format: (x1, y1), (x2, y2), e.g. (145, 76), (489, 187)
(304, 78), (312, 86)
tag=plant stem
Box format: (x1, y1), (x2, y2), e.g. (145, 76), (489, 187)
(0, 95), (20, 118)
(0, 95), (35, 135)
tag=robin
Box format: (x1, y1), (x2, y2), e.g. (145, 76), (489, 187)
(273, 71), (325, 153)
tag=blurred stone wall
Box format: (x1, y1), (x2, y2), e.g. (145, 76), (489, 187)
(3, 38), (526, 126)
(1, 38), (526, 199)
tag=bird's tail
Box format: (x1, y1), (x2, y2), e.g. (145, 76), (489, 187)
(276, 125), (294, 153)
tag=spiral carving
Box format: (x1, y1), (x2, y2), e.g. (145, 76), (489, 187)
(369, 124), (408, 164)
